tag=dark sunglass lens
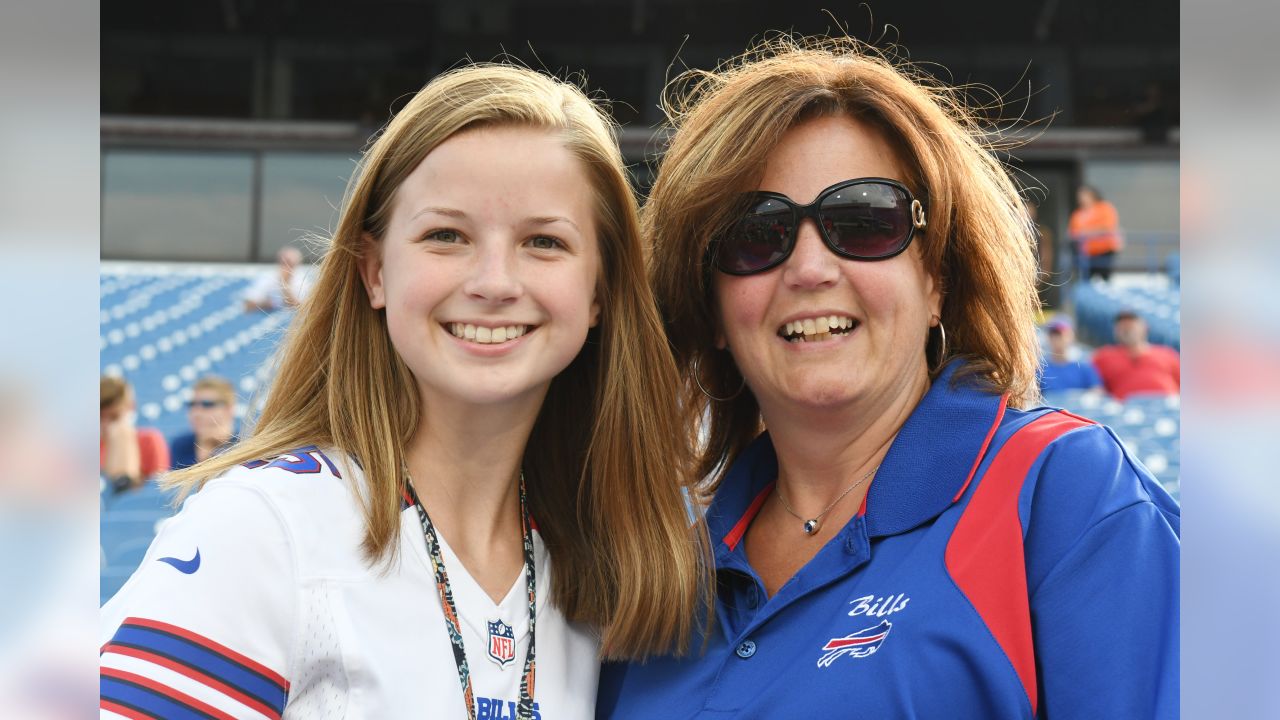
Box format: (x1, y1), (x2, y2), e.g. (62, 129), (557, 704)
(718, 198), (792, 273)
(820, 183), (913, 258)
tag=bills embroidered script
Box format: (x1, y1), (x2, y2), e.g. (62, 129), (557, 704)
(817, 620), (892, 668)
(487, 619), (516, 668)
(847, 593), (909, 618)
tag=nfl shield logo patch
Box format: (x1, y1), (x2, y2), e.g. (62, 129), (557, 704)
(487, 619), (516, 668)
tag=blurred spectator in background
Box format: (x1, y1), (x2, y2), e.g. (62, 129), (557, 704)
(243, 245), (309, 312)
(169, 375), (239, 470)
(1068, 185), (1123, 281)
(1039, 316), (1102, 394)
(1092, 310), (1181, 400)
(99, 376), (169, 491)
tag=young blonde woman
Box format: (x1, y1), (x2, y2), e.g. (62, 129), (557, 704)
(100, 64), (709, 720)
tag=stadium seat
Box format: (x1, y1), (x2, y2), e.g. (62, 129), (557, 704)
(103, 481), (178, 513)
(101, 567), (135, 606)
(1073, 277), (1180, 350)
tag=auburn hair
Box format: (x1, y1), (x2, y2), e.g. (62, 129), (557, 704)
(645, 36), (1042, 491)
(165, 64), (711, 659)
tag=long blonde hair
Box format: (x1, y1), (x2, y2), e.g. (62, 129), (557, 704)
(645, 37), (1042, 491)
(165, 64), (711, 659)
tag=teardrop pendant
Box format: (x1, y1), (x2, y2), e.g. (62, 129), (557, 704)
(803, 518), (820, 535)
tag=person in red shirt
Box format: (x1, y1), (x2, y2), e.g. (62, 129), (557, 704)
(1091, 310), (1180, 399)
(100, 375), (170, 491)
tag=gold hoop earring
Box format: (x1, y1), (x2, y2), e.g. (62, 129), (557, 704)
(931, 319), (948, 369)
(691, 354), (745, 402)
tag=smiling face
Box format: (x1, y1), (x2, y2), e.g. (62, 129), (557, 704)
(359, 124), (601, 411)
(713, 113), (941, 418)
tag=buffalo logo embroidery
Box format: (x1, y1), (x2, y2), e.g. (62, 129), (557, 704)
(817, 620), (892, 667)
(487, 619), (516, 668)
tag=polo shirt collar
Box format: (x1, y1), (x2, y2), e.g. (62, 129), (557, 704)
(707, 360), (1006, 557)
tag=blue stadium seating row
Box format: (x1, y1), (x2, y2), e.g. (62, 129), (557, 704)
(100, 265), (291, 439)
(1073, 277), (1180, 350)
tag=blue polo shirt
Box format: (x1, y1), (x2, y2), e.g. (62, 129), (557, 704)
(168, 429), (239, 471)
(598, 363), (1179, 719)
(1038, 358), (1102, 394)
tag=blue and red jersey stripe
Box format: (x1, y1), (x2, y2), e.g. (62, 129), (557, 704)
(101, 617), (289, 718)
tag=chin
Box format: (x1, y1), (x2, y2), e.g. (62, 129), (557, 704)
(460, 379), (551, 407)
(781, 381), (861, 409)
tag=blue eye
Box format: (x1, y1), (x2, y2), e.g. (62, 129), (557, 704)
(529, 236), (562, 250)
(424, 229), (461, 243)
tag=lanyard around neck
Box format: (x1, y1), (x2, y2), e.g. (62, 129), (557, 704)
(404, 472), (538, 720)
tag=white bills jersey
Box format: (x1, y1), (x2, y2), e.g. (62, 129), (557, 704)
(101, 447), (600, 719)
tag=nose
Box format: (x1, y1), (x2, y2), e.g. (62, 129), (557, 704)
(463, 240), (523, 304)
(782, 218), (840, 289)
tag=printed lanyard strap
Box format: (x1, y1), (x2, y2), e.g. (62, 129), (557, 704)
(405, 472), (538, 720)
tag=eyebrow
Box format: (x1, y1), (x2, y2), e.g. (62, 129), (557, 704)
(410, 206), (468, 221)
(528, 215), (581, 233)
(410, 208), (581, 233)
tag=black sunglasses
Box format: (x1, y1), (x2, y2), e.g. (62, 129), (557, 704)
(711, 177), (927, 275)
(187, 399), (226, 409)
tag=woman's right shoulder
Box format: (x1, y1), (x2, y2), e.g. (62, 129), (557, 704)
(179, 446), (370, 571)
(199, 446), (359, 510)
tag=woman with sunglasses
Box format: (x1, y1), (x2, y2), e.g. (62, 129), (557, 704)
(100, 64), (710, 719)
(598, 37), (1178, 719)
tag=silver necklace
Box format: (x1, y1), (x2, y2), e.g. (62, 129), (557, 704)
(775, 464), (880, 535)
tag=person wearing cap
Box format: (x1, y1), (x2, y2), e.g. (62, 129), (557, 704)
(1091, 310), (1180, 400)
(1038, 317), (1102, 394)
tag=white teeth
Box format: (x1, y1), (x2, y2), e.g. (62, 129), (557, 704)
(452, 323), (530, 344)
(779, 315), (856, 340)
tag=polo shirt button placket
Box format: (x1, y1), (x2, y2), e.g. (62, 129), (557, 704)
(735, 640), (757, 659)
